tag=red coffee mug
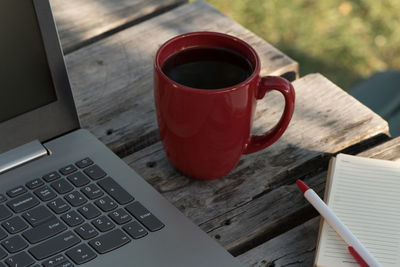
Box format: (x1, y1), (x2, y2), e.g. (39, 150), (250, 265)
(154, 32), (295, 180)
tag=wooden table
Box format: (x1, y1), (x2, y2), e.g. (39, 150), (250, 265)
(51, 0), (397, 265)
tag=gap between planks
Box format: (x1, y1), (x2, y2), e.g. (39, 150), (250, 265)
(65, 0), (299, 158)
(51, 0), (187, 54)
(235, 137), (400, 266)
(237, 217), (320, 267)
(122, 73), (389, 255)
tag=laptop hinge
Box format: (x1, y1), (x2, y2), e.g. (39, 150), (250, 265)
(0, 140), (49, 175)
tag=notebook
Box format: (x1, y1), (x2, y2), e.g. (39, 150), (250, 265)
(314, 153), (400, 267)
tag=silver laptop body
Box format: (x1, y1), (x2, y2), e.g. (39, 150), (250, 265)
(0, 1), (242, 266)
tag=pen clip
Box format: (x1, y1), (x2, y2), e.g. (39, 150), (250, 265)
(348, 246), (369, 267)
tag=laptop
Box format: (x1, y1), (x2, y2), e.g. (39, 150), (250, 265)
(0, 0), (243, 266)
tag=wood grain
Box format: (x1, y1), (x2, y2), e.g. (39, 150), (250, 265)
(64, 0), (299, 157)
(54, 0), (393, 260)
(233, 137), (400, 265)
(122, 73), (389, 253)
(357, 136), (400, 160)
(236, 217), (320, 267)
(51, 0), (186, 53)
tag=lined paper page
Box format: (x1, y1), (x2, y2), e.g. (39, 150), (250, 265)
(315, 154), (400, 267)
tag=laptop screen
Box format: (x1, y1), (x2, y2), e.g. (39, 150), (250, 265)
(0, 0), (79, 154)
(0, 0), (57, 123)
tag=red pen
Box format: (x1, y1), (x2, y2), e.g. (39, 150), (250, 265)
(349, 246), (369, 267)
(296, 179), (380, 267)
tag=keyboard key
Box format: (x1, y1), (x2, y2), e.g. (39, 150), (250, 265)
(61, 211), (84, 227)
(122, 221), (148, 239)
(0, 194), (6, 203)
(83, 165), (106, 180)
(81, 184), (103, 200)
(64, 191), (87, 207)
(98, 177), (134, 205)
(0, 247), (6, 259)
(74, 223), (98, 240)
(78, 203), (101, 220)
(0, 205), (12, 221)
(0, 228), (7, 241)
(125, 202), (164, 232)
(28, 231), (80, 260)
(47, 198), (71, 214)
(59, 165), (77, 176)
(6, 186), (27, 198)
(42, 171), (60, 182)
(57, 260), (73, 267)
(42, 254), (69, 267)
(89, 229), (130, 254)
(108, 208), (132, 225)
(67, 172), (90, 187)
(75, 158), (93, 169)
(22, 205), (54, 227)
(34, 186), (57, 201)
(25, 179), (44, 190)
(2, 216), (28, 234)
(92, 216), (115, 232)
(22, 218), (67, 244)
(50, 179), (74, 194)
(94, 196), (117, 212)
(66, 243), (96, 265)
(4, 251), (34, 267)
(6, 193), (39, 213)
(1, 235), (28, 253)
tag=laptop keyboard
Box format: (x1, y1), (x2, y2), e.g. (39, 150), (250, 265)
(0, 158), (164, 266)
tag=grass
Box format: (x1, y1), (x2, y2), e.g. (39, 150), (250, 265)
(206, 0), (400, 90)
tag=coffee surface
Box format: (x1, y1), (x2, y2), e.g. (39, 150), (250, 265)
(161, 47), (253, 89)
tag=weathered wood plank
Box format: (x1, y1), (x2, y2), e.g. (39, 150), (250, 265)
(199, 170), (326, 255)
(122, 73), (389, 253)
(357, 136), (400, 160)
(51, 0), (186, 53)
(65, 0), (299, 157)
(235, 137), (400, 265)
(236, 217), (320, 267)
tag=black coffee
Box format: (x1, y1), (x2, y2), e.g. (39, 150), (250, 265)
(161, 47), (253, 89)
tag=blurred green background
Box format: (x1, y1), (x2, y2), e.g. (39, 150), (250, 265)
(206, 0), (400, 91)
(206, 0), (400, 136)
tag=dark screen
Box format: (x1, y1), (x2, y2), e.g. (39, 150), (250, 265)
(0, 0), (57, 123)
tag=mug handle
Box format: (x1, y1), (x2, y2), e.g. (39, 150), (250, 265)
(243, 76), (295, 154)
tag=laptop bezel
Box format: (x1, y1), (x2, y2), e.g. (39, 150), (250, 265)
(0, 0), (80, 154)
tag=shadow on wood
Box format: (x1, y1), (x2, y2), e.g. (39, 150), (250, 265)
(64, 1), (298, 158)
(51, 0), (186, 53)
